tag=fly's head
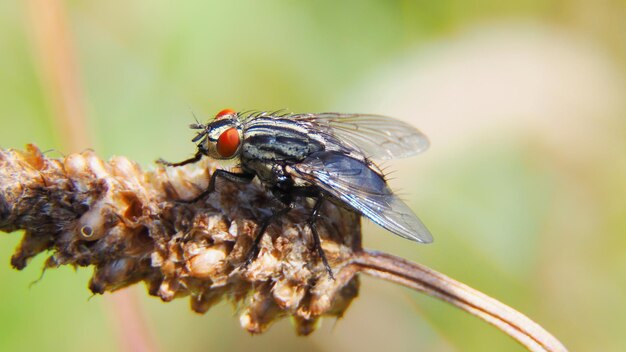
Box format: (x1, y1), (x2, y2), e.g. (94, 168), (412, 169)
(191, 109), (243, 160)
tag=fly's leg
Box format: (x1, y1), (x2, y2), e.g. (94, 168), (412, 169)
(156, 151), (203, 167)
(182, 170), (254, 203)
(244, 202), (295, 267)
(308, 197), (334, 279)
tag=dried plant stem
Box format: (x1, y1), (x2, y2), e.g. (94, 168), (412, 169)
(354, 250), (567, 352)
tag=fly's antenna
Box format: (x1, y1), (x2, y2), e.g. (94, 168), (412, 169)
(186, 105), (208, 141)
(189, 120), (208, 143)
(189, 113), (209, 143)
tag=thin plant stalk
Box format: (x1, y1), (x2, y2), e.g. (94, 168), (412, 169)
(354, 250), (567, 352)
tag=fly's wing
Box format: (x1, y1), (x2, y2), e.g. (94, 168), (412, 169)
(290, 151), (433, 243)
(292, 113), (430, 160)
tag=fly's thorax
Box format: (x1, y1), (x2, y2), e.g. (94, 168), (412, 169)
(241, 117), (325, 163)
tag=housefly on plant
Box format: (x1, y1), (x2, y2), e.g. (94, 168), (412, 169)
(158, 109), (433, 278)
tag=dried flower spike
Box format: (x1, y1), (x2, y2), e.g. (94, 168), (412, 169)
(0, 144), (360, 334)
(0, 145), (567, 351)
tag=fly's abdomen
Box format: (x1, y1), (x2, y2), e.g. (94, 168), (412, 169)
(242, 117), (324, 162)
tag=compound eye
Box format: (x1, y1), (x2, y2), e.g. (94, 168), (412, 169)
(215, 109), (236, 119)
(216, 128), (240, 158)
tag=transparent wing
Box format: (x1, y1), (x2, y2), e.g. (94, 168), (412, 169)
(290, 151), (433, 243)
(293, 113), (430, 160)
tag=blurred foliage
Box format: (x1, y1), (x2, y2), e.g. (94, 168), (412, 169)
(1, 0), (625, 351)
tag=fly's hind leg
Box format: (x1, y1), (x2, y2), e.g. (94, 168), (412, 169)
(308, 196), (334, 279)
(244, 200), (295, 267)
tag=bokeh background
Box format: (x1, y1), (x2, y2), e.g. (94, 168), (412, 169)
(1, 1), (625, 351)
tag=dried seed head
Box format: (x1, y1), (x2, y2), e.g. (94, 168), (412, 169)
(0, 145), (361, 334)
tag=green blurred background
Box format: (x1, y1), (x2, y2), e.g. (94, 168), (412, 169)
(1, 1), (625, 351)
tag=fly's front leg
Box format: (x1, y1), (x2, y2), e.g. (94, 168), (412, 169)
(156, 151), (203, 167)
(182, 169), (255, 203)
(308, 196), (334, 279)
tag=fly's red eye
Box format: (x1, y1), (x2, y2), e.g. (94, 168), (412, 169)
(215, 109), (236, 119)
(216, 128), (240, 157)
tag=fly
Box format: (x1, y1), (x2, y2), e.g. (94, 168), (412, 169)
(158, 109), (433, 278)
